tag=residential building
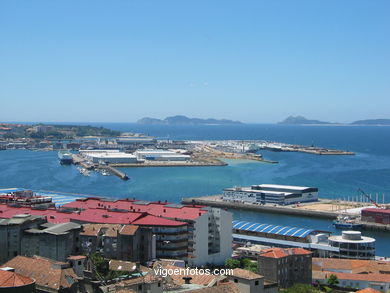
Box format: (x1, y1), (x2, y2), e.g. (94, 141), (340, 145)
(80, 223), (154, 263)
(0, 214), (46, 263)
(2, 255), (79, 293)
(227, 268), (270, 293)
(21, 222), (81, 262)
(0, 197), (233, 266)
(223, 184), (318, 205)
(312, 257), (390, 274)
(257, 247), (312, 288)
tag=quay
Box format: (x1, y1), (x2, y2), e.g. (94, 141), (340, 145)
(182, 195), (390, 232)
(100, 165), (129, 180)
(72, 154), (129, 180)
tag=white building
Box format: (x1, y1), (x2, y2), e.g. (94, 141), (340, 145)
(80, 150), (138, 164)
(223, 184), (319, 205)
(328, 231), (375, 260)
(134, 149), (191, 161)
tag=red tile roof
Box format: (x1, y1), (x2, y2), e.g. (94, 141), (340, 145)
(3, 256), (78, 290)
(231, 268), (263, 280)
(0, 269), (34, 288)
(63, 198), (208, 220)
(260, 247), (312, 258)
(0, 203), (187, 227)
(132, 215), (187, 226)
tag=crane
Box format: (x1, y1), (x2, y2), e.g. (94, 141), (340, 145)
(357, 188), (380, 208)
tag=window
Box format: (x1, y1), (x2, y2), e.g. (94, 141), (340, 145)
(78, 261), (82, 265)
(234, 279), (238, 283)
(138, 284), (142, 290)
(255, 280), (259, 286)
(158, 282), (161, 287)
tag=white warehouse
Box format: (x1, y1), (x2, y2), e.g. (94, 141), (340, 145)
(80, 150), (138, 164)
(223, 184), (319, 205)
(134, 149), (191, 161)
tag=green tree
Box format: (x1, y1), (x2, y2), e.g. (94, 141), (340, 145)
(327, 274), (339, 286)
(283, 283), (321, 293)
(225, 258), (241, 269)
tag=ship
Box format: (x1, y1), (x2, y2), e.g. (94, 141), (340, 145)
(58, 150), (73, 164)
(333, 216), (362, 230)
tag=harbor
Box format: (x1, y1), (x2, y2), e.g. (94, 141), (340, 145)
(181, 194), (390, 232)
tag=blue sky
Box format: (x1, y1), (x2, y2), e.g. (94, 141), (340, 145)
(1, 0), (389, 123)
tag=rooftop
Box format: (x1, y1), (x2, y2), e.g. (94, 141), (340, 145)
(231, 268), (263, 280)
(313, 271), (390, 283)
(63, 197), (208, 220)
(232, 220), (314, 238)
(312, 258), (390, 274)
(0, 269), (35, 288)
(260, 247), (312, 258)
(2, 256), (78, 290)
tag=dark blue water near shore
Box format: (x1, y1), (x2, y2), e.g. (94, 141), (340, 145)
(1, 124), (390, 256)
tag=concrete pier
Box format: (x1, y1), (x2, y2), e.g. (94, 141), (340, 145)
(101, 165), (129, 180)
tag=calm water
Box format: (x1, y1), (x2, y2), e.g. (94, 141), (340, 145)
(1, 124), (390, 256)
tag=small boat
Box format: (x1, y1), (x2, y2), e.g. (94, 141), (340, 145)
(78, 167), (90, 177)
(333, 216), (362, 230)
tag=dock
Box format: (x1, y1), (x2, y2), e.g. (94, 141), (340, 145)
(102, 165), (129, 180)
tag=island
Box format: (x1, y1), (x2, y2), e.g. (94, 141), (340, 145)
(278, 116), (333, 125)
(351, 119), (390, 126)
(137, 115), (242, 125)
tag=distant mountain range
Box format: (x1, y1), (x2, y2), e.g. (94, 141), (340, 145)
(279, 116), (390, 126)
(137, 115), (242, 125)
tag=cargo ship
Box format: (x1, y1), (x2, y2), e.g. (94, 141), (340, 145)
(58, 150), (73, 164)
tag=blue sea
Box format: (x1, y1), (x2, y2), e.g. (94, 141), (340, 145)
(1, 124), (390, 256)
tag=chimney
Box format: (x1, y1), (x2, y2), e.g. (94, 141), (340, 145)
(183, 277), (192, 284)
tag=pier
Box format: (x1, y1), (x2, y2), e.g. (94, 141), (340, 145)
(101, 165), (129, 180)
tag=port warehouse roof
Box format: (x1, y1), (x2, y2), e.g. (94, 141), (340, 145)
(0, 198), (208, 226)
(232, 220), (314, 238)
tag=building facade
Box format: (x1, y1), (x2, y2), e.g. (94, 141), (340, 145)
(223, 184), (318, 205)
(257, 247), (312, 288)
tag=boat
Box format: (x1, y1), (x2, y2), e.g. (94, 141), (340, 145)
(77, 167), (90, 176)
(58, 150), (73, 164)
(333, 216), (362, 230)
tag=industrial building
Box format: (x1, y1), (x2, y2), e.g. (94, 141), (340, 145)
(361, 208), (390, 225)
(79, 149), (138, 164)
(223, 184), (319, 205)
(328, 231), (376, 260)
(134, 149), (191, 161)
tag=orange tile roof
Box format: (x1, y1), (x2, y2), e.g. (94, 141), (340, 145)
(231, 268), (263, 280)
(67, 255), (86, 261)
(185, 282), (240, 293)
(80, 223), (122, 237)
(312, 258), (390, 274)
(356, 288), (382, 293)
(313, 271), (390, 283)
(120, 225), (139, 235)
(2, 256), (78, 290)
(160, 264), (220, 286)
(0, 269), (34, 288)
(260, 247), (311, 258)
